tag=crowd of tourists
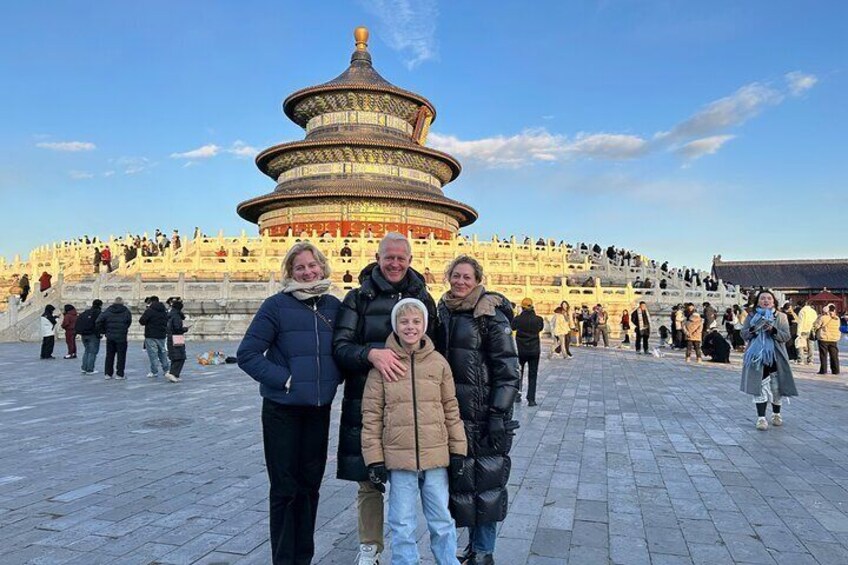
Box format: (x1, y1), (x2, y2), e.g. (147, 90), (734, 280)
(39, 295), (189, 382)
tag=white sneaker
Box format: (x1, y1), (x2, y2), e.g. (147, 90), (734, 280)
(165, 373), (181, 383)
(756, 417), (768, 431)
(115, 375), (126, 380)
(104, 375), (113, 380)
(81, 369), (88, 374)
(772, 413), (783, 427)
(88, 370), (98, 375)
(147, 372), (156, 378)
(357, 544), (380, 565)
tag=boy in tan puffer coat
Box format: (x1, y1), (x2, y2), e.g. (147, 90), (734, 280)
(361, 298), (467, 565)
(684, 311), (704, 363)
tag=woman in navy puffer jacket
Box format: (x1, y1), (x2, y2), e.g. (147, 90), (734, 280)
(237, 242), (342, 565)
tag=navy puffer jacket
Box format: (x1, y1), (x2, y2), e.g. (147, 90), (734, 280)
(238, 292), (342, 407)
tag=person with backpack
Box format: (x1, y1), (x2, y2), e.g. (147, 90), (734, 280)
(76, 299), (103, 374)
(60, 304), (78, 359)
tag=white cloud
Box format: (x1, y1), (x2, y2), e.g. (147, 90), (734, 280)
(227, 140), (259, 158)
(429, 129), (648, 167)
(36, 141), (96, 152)
(677, 135), (735, 160)
(785, 71), (818, 96)
(170, 144), (221, 159)
(102, 170), (115, 177)
(68, 170), (94, 179)
(113, 156), (152, 175)
(665, 83), (783, 140)
(360, 0), (439, 69)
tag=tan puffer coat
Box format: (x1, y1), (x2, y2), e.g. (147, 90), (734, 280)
(814, 313), (842, 342)
(684, 312), (704, 342)
(361, 334), (467, 471)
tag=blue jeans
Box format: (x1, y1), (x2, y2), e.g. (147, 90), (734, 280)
(81, 335), (100, 372)
(144, 338), (170, 375)
(388, 468), (457, 565)
(468, 521), (497, 554)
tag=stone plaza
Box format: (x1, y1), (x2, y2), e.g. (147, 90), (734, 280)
(2, 340), (848, 564)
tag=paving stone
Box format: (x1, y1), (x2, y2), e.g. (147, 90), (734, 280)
(2, 341), (848, 564)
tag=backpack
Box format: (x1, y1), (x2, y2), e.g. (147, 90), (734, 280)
(75, 309), (98, 335)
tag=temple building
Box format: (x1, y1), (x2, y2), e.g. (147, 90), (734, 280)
(712, 256), (848, 310)
(236, 27), (477, 240)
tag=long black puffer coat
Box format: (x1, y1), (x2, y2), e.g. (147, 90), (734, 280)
(436, 292), (519, 527)
(332, 263), (436, 481)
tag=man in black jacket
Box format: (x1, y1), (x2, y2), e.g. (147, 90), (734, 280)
(332, 233), (436, 565)
(511, 297), (544, 406)
(631, 301), (652, 354)
(95, 297), (132, 380)
(139, 296), (170, 379)
(76, 299), (103, 374)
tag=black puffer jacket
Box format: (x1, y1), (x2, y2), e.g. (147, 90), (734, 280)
(139, 302), (168, 339)
(167, 308), (188, 361)
(511, 308), (544, 357)
(436, 292), (520, 527)
(95, 303), (132, 342)
(332, 263), (436, 481)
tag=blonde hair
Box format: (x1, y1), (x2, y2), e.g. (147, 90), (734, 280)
(282, 242), (331, 281)
(445, 254), (484, 283)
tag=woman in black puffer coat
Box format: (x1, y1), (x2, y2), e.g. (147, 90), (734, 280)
(436, 255), (519, 565)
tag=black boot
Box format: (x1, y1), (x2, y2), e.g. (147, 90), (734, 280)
(470, 554), (494, 565)
(457, 542), (475, 564)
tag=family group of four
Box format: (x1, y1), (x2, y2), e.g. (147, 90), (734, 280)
(237, 232), (520, 565)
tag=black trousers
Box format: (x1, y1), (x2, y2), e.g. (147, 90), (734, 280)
(40, 336), (55, 359)
(262, 399), (331, 565)
(818, 341), (841, 374)
(635, 331), (649, 352)
(519, 354), (540, 402)
(170, 359), (186, 377)
(104, 340), (128, 377)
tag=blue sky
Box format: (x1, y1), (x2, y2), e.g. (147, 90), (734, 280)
(1, 1), (845, 270)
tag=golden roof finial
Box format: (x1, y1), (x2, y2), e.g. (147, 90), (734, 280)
(354, 26), (369, 51)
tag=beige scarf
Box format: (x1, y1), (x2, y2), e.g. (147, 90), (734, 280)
(281, 278), (333, 301)
(441, 285), (501, 318)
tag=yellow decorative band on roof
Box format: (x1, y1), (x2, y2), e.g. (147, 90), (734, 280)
(306, 111), (413, 136)
(278, 161), (441, 188)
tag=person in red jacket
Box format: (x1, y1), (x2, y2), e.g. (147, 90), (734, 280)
(61, 304), (78, 359)
(39, 271), (52, 292)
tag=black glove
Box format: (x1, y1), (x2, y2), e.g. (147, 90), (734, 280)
(449, 454), (465, 481)
(367, 463), (388, 493)
(487, 413), (506, 450)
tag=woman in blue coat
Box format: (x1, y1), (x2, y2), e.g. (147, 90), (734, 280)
(237, 242), (343, 565)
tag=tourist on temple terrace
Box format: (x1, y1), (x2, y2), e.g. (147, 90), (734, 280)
(512, 297), (544, 406)
(548, 306), (570, 360)
(139, 296), (170, 379)
(683, 311), (704, 363)
(436, 254), (520, 565)
(164, 298), (188, 383)
(237, 242), (342, 565)
(741, 290), (797, 431)
(39, 305), (58, 359)
(631, 301), (652, 355)
(333, 232), (436, 565)
(812, 304), (841, 375)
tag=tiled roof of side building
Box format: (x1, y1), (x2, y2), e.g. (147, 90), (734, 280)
(712, 258), (848, 290)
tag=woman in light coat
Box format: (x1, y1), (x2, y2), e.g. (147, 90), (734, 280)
(741, 290), (798, 430)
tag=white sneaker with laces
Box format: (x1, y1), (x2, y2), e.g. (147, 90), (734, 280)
(147, 372), (156, 378)
(165, 373), (181, 383)
(357, 544), (380, 565)
(772, 413), (783, 426)
(756, 417), (768, 431)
